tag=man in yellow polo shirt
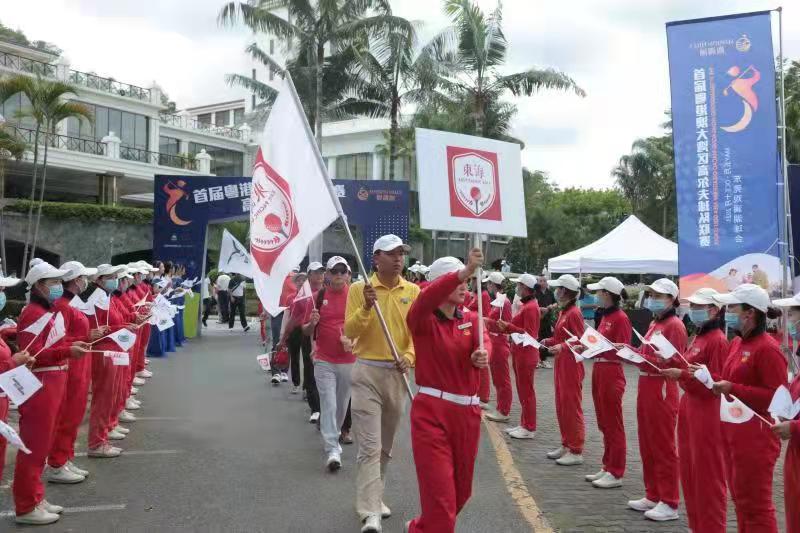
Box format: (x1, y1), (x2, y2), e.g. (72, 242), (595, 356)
(345, 234), (420, 533)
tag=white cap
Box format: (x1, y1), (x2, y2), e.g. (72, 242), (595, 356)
(372, 234), (410, 253)
(307, 261), (324, 273)
(0, 275), (22, 288)
(291, 266), (301, 273)
(137, 261), (159, 273)
(511, 273), (538, 289)
(712, 283), (771, 313)
(428, 257), (464, 282)
(25, 262), (68, 285)
(29, 258), (44, 269)
(127, 262), (147, 275)
(326, 256), (350, 271)
(686, 287), (721, 306)
(645, 278), (679, 298)
(548, 274), (581, 292)
(587, 276), (624, 295)
(483, 272), (506, 285)
(60, 261), (98, 282)
(773, 293), (800, 308)
(408, 263), (421, 274)
(95, 264), (127, 278)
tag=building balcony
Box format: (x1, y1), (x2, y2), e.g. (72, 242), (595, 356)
(67, 69), (151, 102)
(159, 113), (245, 141)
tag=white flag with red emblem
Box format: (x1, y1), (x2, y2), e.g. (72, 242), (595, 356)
(293, 280), (313, 303)
(720, 395), (755, 424)
(579, 326), (613, 356)
(250, 75), (338, 317)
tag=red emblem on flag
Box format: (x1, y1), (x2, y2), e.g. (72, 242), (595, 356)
(250, 148), (300, 275)
(447, 146), (502, 220)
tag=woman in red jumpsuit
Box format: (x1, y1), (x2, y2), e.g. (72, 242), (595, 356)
(484, 272), (513, 423)
(661, 287), (728, 532)
(405, 249), (489, 533)
(619, 278), (687, 522)
(768, 293), (800, 533)
(541, 274), (585, 467)
(496, 273), (540, 440)
(712, 284), (788, 533)
(584, 277), (630, 489)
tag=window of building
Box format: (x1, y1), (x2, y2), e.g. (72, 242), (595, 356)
(1, 93), (37, 129)
(159, 136), (180, 155)
(215, 110), (231, 127)
(65, 102), (149, 150)
(336, 153), (373, 180)
(188, 142), (244, 176)
(233, 107), (245, 125)
(197, 113), (212, 126)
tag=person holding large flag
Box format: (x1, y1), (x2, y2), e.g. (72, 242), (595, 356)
(404, 249), (489, 533)
(14, 262), (90, 525)
(583, 277), (630, 489)
(483, 272), (513, 423)
(345, 234), (419, 533)
(710, 285), (787, 533)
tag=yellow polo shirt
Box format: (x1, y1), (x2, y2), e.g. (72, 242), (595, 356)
(344, 273), (420, 365)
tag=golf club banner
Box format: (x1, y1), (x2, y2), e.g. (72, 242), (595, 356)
(667, 12), (780, 296)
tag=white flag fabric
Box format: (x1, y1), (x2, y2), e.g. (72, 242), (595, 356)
(617, 346), (645, 364)
(720, 395), (755, 424)
(632, 328), (650, 346)
(579, 326), (614, 354)
(250, 75), (339, 317)
(0, 365), (42, 406)
(219, 228), (254, 278)
(256, 353), (271, 372)
(104, 350), (130, 366)
(22, 312), (54, 336)
(649, 331), (678, 360)
(490, 293), (508, 308)
(42, 312), (65, 350)
(87, 288), (109, 311)
(510, 332), (540, 349)
(0, 419), (31, 454)
(154, 313), (175, 331)
(107, 329), (137, 351)
(293, 280), (313, 303)
(768, 385), (800, 420)
(693, 364), (714, 389)
(69, 295), (95, 315)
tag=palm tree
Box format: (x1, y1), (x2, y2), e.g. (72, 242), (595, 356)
(0, 123), (27, 273)
(219, 0), (410, 147)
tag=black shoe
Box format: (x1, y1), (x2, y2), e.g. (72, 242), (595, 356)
(202, 319), (207, 327)
(243, 326), (251, 332)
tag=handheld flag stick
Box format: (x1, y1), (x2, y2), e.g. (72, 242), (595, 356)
(284, 73), (413, 401)
(473, 233), (485, 352)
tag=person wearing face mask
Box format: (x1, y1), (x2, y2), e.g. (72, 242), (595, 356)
(13, 262), (91, 525)
(583, 277), (631, 489)
(45, 261), (100, 485)
(495, 273), (541, 440)
(770, 294), (800, 533)
(618, 278), (687, 522)
(540, 274), (586, 466)
(710, 284), (787, 533)
(404, 249), (489, 533)
(483, 272), (513, 423)
(659, 288), (729, 532)
(465, 277), (491, 409)
(146, 279), (169, 358)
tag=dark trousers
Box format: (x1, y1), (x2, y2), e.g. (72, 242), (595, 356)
(217, 291), (230, 322)
(342, 400), (352, 432)
(270, 312), (284, 376)
(202, 298), (213, 323)
(228, 296), (247, 329)
(287, 328), (319, 413)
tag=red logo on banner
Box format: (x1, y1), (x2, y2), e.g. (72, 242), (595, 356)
(250, 149), (300, 275)
(447, 146), (501, 220)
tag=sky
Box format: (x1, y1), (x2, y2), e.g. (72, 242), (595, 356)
(3, 0), (800, 189)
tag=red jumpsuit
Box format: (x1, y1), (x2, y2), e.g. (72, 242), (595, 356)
(678, 327), (729, 532)
(486, 296), (513, 416)
(720, 332), (787, 533)
(406, 272), (491, 533)
(467, 290), (492, 403)
(0, 335), (15, 482)
(786, 373), (800, 533)
(110, 292), (135, 430)
(592, 307), (630, 479)
(133, 283), (153, 374)
(48, 289), (92, 469)
(13, 293), (72, 515)
(543, 304), (585, 454)
(629, 313), (687, 509)
(505, 296), (540, 431)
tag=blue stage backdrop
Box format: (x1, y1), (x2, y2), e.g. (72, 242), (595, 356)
(667, 11), (780, 296)
(153, 176), (409, 279)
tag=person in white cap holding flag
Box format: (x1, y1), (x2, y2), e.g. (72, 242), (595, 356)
(711, 284), (787, 533)
(540, 274), (586, 467)
(404, 248), (488, 533)
(659, 287), (728, 532)
(483, 271), (513, 422)
(345, 234), (419, 533)
(618, 278), (686, 522)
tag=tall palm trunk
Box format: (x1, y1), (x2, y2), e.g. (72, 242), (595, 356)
(314, 43), (324, 148)
(20, 123), (41, 276)
(31, 124), (52, 258)
(388, 94), (399, 181)
(0, 161), (6, 273)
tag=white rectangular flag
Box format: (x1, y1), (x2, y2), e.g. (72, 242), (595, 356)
(579, 326), (614, 354)
(293, 280), (313, 303)
(0, 365), (42, 406)
(22, 312), (54, 336)
(107, 329), (137, 351)
(250, 74), (338, 317)
(104, 350), (130, 366)
(41, 312), (66, 350)
(768, 385), (800, 421)
(219, 228), (254, 278)
(693, 364), (715, 390)
(617, 346), (645, 364)
(649, 331), (678, 360)
(69, 295), (95, 316)
(720, 395), (755, 424)
(490, 293), (507, 308)
(256, 353), (271, 372)
(0, 419), (31, 454)
(88, 288), (109, 311)
(154, 312), (175, 331)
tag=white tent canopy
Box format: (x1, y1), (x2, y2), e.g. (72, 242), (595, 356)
(548, 215), (678, 275)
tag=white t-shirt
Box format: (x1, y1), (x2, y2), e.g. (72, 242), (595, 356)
(230, 280), (245, 298)
(216, 273), (231, 291)
(201, 277), (210, 299)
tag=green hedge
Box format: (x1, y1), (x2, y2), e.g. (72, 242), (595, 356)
(5, 200), (153, 224)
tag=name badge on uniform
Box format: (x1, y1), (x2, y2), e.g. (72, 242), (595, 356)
(458, 322), (472, 330)
(322, 300), (328, 306)
(400, 298), (411, 304)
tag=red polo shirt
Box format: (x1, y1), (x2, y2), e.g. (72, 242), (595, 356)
(314, 286), (355, 364)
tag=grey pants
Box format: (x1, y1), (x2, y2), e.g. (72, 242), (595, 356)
(314, 361), (354, 456)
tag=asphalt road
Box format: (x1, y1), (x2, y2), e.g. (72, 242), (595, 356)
(0, 322), (529, 532)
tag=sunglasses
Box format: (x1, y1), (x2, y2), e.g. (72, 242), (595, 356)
(329, 267), (349, 275)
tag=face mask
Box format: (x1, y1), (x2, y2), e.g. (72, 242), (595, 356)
(0, 292), (6, 312)
(725, 311), (741, 330)
(645, 298), (667, 313)
(689, 308), (710, 325)
(103, 279), (119, 292)
(48, 284), (64, 302)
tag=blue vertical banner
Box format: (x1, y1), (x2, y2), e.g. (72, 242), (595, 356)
(667, 12), (780, 296)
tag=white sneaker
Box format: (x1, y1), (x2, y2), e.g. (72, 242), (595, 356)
(508, 427), (536, 440)
(628, 497), (657, 512)
(326, 453), (341, 472)
(485, 411), (510, 422)
(130, 398), (142, 407)
(108, 429), (126, 441)
(114, 425), (130, 435)
(66, 461), (89, 477)
(270, 374), (281, 385)
(309, 412), (320, 424)
(119, 410), (137, 423)
(381, 502), (391, 519)
(130, 386), (139, 395)
(136, 369), (153, 379)
(46, 466), (85, 484)
(503, 425), (521, 434)
(585, 469), (605, 482)
(15, 507), (60, 525)
(644, 502), (679, 521)
(556, 452), (583, 466)
(361, 514), (382, 533)
(547, 446), (567, 460)
(280, 372), (289, 382)
(540, 360), (553, 369)
(125, 398), (141, 411)
(145, 358), (151, 366)
(40, 500), (63, 514)
(133, 377), (146, 386)
(88, 444), (122, 458)
(592, 471), (623, 489)
(290, 385), (301, 395)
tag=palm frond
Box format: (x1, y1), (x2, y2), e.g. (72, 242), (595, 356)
(495, 68), (586, 97)
(224, 73), (280, 103)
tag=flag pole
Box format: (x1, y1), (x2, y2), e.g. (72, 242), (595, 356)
(473, 233), (485, 352)
(283, 73), (414, 401)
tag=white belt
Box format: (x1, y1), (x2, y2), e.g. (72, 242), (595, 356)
(639, 371), (663, 377)
(418, 386), (480, 406)
(32, 365), (68, 373)
(594, 359), (621, 364)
